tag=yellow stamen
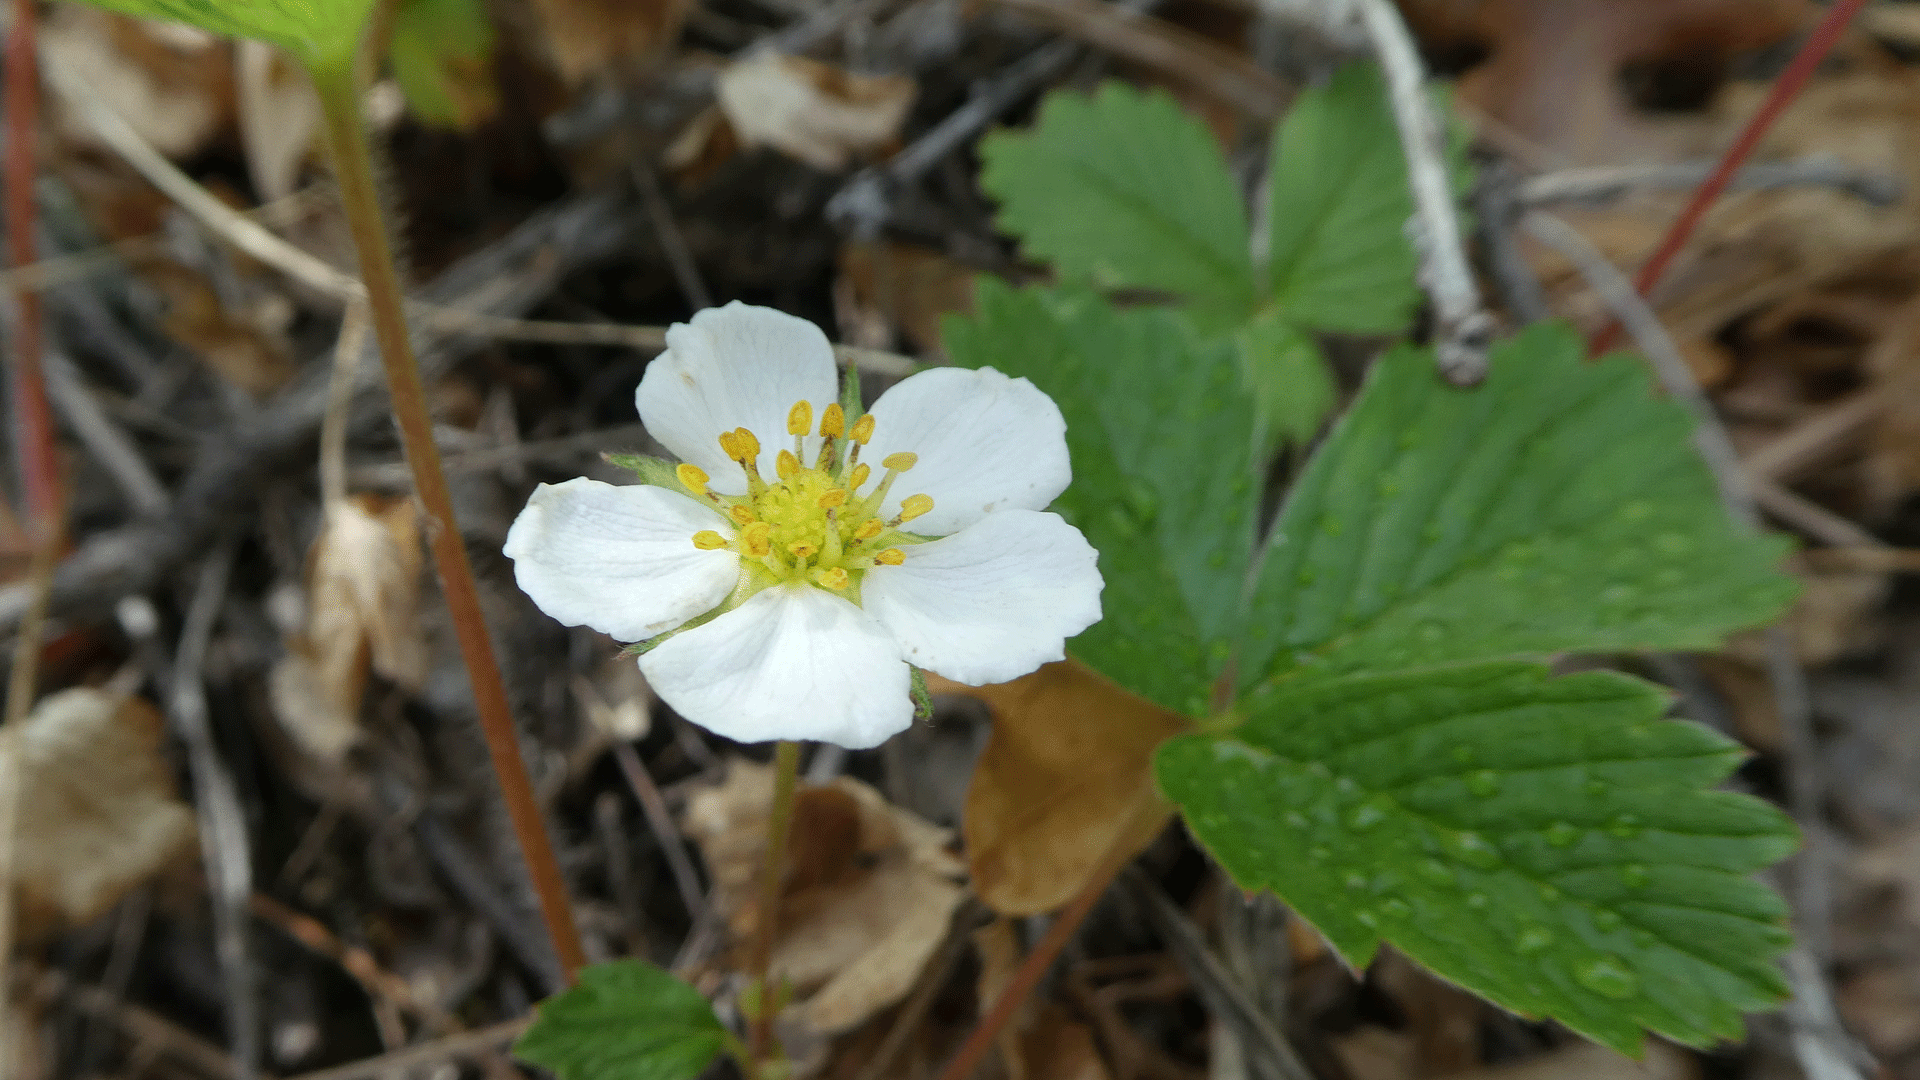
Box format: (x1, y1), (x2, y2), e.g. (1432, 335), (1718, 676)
(729, 505), (756, 526)
(677, 463), (710, 496)
(732, 427), (761, 462)
(882, 451), (918, 472)
(717, 430), (741, 460)
(820, 403), (845, 438)
(788, 542), (818, 560)
(853, 518), (883, 541)
(875, 548), (906, 566)
(742, 522), (772, 558)
(815, 566), (851, 590)
(850, 463), (870, 489)
(691, 530), (729, 550)
(776, 449), (801, 479)
(787, 400), (813, 436)
(817, 488), (848, 509)
(897, 493), (934, 523)
(851, 414), (875, 445)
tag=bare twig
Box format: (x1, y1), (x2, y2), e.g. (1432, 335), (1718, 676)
(1743, 392), (1880, 483)
(19, 966), (252, 1080)
(1521, 156), (1902, 209)
(169, 543), (261, 1080)
(613, 742), (708, 923)
(282, 1019), (530, 1080)
(319, 304), (370, 507)
(249, 893), (460, 1037)
(1351, 0), (1491, 385)
(632, 163), (712, 311)
(42, 351), (168, 516)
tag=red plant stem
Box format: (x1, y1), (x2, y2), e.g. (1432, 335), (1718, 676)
(1589, 0), (1869, 356)
(310, 68), (586, 984)
(6, 0), (57, 530)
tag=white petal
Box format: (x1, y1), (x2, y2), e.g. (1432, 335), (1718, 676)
(504, 478), (739, 641)
(859, 366), (1071, 535)
(641, 585), (912, 749)
(862, 510), (1102, 685)
(636, 303), (838, 495)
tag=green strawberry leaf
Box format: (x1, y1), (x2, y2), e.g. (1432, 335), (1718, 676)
(980, 83), (1255, 321)
(1240, 322), (1797, 687)
(944, 280), (1260, 716)
(1237, 309), (1336, 447)
(66, 0), (376, 71)
(513, 960), (730, 1080)
(1158, 661), (1797, 1054)
(390, 0), (498, 129)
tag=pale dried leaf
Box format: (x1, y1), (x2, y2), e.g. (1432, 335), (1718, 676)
(1, 689), (196, 933)
(43, 6), (233, 160)
(269, 494), (428, 767)
(236, 39), (319, 204)
(528, 0), (690, 85)
(716, 53), (915, 172)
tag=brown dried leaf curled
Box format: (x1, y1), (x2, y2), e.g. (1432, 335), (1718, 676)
(953, 661), (1190, 916)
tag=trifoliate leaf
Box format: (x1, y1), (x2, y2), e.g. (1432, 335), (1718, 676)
(390, 0), (498, 130)
(980, 84), (1255, 320)
(943, 281), (1259, 716)
(513, 960), (730, 1080)
(1237, 310), (1336, 447)
(66, 0), (377, 71)
(1264, 63), (1426, 333)
(1157, 661), (1797, 1054)
(1240, 322), (1797, 687)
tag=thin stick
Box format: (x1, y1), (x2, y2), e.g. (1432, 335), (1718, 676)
(310, 67), (586, 983)
(282, 1019), (530, 1080)
(250, 893), (459, 1036)
(1589, 0), (1872, 355)
(746, 740), (803, 1070)
(1355, 0), (1492, 386)
(319, 304), (370, 507)
(612, 742), (707, 922)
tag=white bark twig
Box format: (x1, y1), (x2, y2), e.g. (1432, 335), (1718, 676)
(1353, 0), (1492, 385)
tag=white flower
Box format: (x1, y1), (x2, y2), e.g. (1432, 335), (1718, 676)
(503, 302), (1103, 749)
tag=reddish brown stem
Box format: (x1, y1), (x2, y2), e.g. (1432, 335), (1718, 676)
(6, 0), (57, 528)
(1588, 0), (1869, 356)
(310, 68), (585, 984)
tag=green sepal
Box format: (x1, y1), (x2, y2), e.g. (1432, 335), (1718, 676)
(910, 667), (933, 721)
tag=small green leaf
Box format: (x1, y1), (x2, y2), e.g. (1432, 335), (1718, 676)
(1158, 661), (1797, 1054)
(1237, 310), (1335, 446)
(1265, 63), (1433, 334)
(943, 281), (1260, 716)
(1241, 322), (1797, 687)
(513, 960), (730, 1080)
(390, 0), (498, 129)
(980, 83), (1255, 320)
(68, 0), (377, 71)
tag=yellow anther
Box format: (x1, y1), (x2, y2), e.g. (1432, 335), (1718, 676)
(820, 403), (845, 438)
(854, 518), (884, 541)
(676, 463), (710, 495)
(728, 505), (757, 526)
(817, 488), (848, 509)
(691, 530), (729, 550)
(732, 427), (761, 462)
(717, 430), (741, 460)
(851, 414), (876, 445)
(850, 463), (871, 489)
(788, 542), (818, 560)
(816, 566), (851, 590)
(875, 548), (906, 566)
(776, 449), (801, 478)
(787, 401), (813, 436)
(897, 493), (934, 523)
(882, 451), (918, 472)
(743, 522), (772, 557)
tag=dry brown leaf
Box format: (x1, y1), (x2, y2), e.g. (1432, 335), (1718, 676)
(528, 0), (691, 85)
(1332, 1026), (1419, 1080)
(681, 759), (966, 1036)
(716, 54), (915, 172)
(145, 260), (298, 396)
(43, 5), (235, 160)
(1020, 1004), (1113, 1080)
(835, 241), (976, 356)
(1, 689), (196, 936)
(236, 39), (319, 204)
(1372, 950), (1482, 1077)
(949, 661), (1188, 916)
(1433, 1039), (1696, 1080)
(269, 494), (428, 768)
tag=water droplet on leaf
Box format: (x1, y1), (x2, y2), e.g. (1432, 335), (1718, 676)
(1620, 864), (1651, 888)
(1515, 925), (1554, 953)
(1572, 956), (1640, 1000)
(1465, 771), (1500, 797)
(1544, 822), (1579, 848)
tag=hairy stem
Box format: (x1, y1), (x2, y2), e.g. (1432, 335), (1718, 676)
(309, 65), (585, 983)
(747, 740), (804, 1071)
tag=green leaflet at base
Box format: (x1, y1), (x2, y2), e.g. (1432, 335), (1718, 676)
(513, 960), (729, 1080)
(1158, 661), (1798, 1055)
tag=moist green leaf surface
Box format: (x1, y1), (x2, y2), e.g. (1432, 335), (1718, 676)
(980, 84), (1254, 318)
(944, 281), (1260, 715)
(1264, 64), (1425, 333)
(1240, 322), (1797, 687)
(69, 0), (376, 68)
(1158, 661), (1798, 1054)
(513, 961), (728, 1080)
(1237, 310), (1335, 447)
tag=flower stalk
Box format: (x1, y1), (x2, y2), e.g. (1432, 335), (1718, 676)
(309, 63), (586, 982)
(745, 739), (803, 1072)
